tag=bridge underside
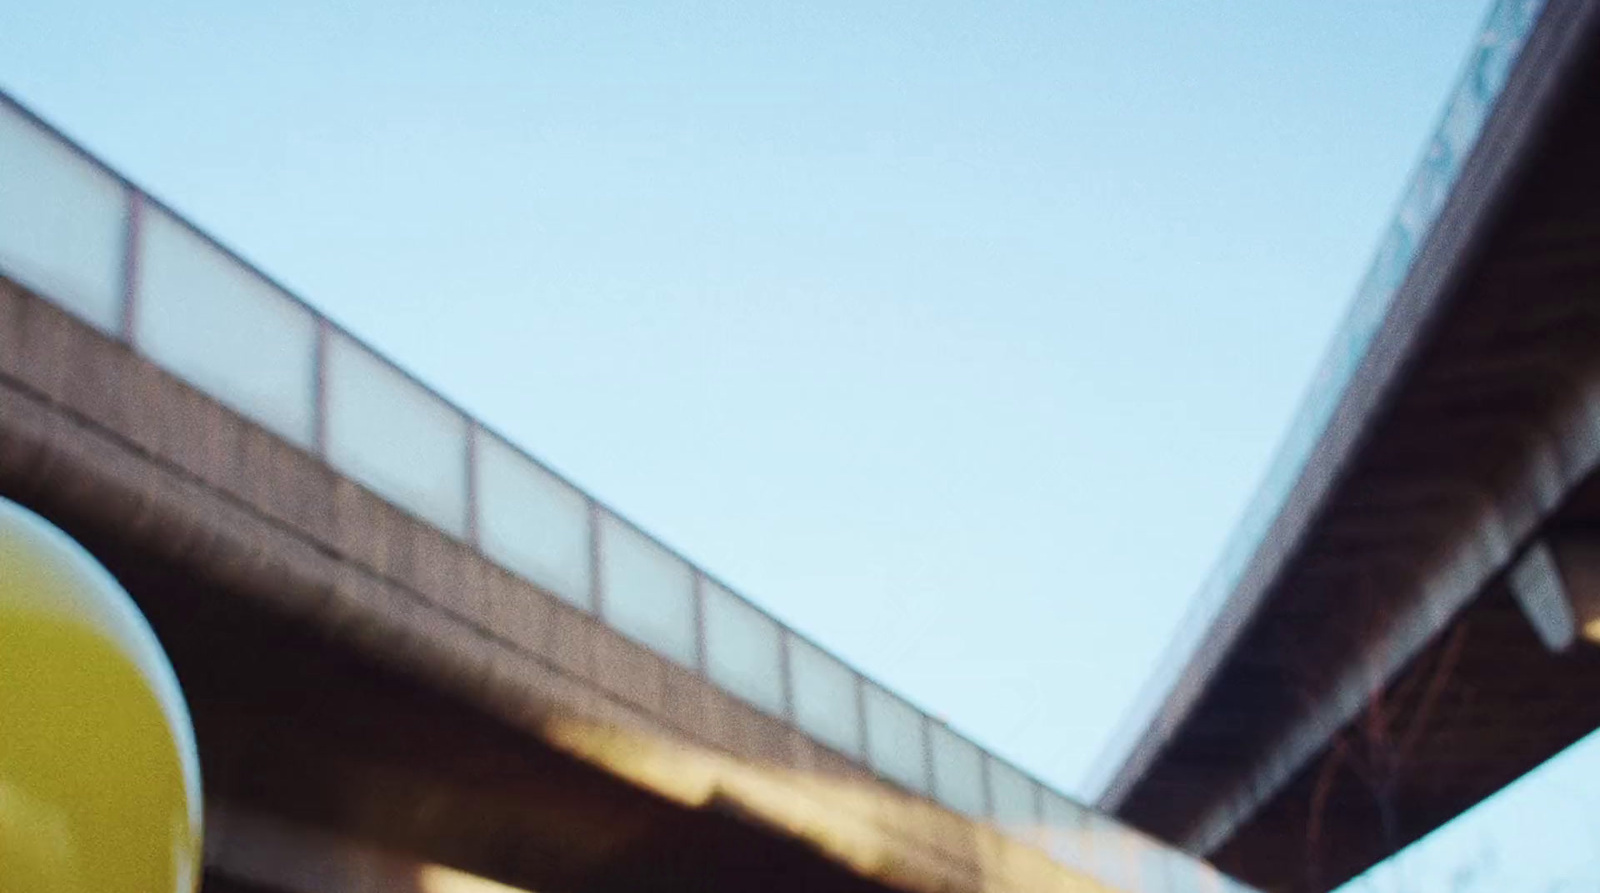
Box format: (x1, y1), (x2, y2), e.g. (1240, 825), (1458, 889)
(73, 530), (892, 893)
(1210, 527), (1600, 892)
(1108, 6), (1600, 890)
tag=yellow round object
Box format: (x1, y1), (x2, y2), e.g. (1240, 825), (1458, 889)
(0, 497), (202, 893)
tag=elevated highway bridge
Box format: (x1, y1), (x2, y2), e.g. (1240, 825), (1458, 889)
(0, 72), (1239, 893)
(6, 1), (1588, 889)
(1094, 1), (1600, 889)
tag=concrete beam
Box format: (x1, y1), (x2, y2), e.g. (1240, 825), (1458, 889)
(1510, 542), (1578, 651)
(1510, 535), (1600, 652)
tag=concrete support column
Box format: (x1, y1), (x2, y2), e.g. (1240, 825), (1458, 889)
(1509, 534), (1600, 652)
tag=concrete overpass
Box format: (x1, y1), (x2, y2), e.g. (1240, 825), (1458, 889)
(0, 78), (1245, 893)
(1093, 0), (1600, 889)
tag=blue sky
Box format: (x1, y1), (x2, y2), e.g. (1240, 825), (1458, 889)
(12, 0), (1591, 886)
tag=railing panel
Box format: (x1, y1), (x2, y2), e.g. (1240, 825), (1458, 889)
(134, 206), (318, 447)
(475, 432), (592, 610)
(786, 635), (862, 758)
(1038, 789), (1095, 873)
(1086, 814), (1138, 892)
(597, 512), (698, 668)
(1162, 852), (1223, 893)
(863, 684), (930, 793)
(1136, 839), (1177, 893)
(0, 101), (126, 333)
(987, 756), (1040, 833)
(929, 724), (987, 817)
(324, 331), (470, 536)
(702, 578), (786, 716)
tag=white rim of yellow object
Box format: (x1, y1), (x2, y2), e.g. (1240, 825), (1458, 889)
(0, 497), (204, 844)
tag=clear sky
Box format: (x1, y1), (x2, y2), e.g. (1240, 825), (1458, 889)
(10, 0), (1581, 886)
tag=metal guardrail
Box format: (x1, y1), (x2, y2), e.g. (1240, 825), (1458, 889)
(1086, 0), (1548, 800)
(0, 85), (1252, 893)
